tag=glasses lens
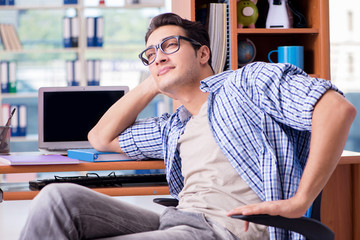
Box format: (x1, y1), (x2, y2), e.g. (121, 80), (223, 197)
(141, 47), (156, 65)
(161, 37), (180, 54)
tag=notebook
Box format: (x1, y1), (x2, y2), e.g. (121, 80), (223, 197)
(38, 86), (129, 153)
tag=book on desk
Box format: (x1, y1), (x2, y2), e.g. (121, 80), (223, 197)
(0, 154), (79, 165)
(67, 148), (134, 162)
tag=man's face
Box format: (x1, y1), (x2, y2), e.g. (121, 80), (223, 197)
(146, 25), (202, 95)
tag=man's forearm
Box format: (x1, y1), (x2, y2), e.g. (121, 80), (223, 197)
(88, 76), (159, 152)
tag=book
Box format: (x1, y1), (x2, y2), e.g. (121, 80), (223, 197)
(0, 154), (80, 166)
(0, 24), (22, 50)
(67, 148), (134, 162)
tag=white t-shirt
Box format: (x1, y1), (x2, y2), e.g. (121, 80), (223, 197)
(177, 101), (269, 239)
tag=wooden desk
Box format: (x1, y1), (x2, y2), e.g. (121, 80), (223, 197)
(0, 160), (169, 201)
(322, 150), (360, 240)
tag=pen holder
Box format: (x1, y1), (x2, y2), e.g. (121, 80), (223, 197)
(0, 126), (11, 154)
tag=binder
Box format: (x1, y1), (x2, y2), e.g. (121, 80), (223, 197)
(73, 59), (80, 86)
(95, 17), (103, 47)
(1, 104), (10, 126)
(66, 60), (73, 85)
(94, 59), (101, 86)
(67, 148), (134, 162)
(10, 105), (18, 136)
(86, 17), (95, 47)
(0, 61), (8, 93)
(86, 59), (94, 85)
(71, 17), (79, 48)
(8, 62), (16, 93)
(63, 17), (71, 48)
(18, 104), (26, 137)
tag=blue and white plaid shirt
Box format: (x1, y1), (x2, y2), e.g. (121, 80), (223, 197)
(119, 62), (340, 239)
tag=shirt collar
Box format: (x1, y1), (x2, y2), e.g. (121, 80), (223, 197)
(176, 105), (192, 123)
(200, 70), (233, 93)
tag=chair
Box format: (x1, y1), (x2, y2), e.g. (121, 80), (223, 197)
(153, 193), (334, 240)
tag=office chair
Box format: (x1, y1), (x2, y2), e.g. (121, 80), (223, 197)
(153, 192), (334, 240)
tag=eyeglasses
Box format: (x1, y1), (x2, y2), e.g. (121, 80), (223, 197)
(138, 35), (202, 66)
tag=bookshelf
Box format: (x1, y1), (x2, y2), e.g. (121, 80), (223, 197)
(0, 0), (166, 151)
(172, 0), (330, 80)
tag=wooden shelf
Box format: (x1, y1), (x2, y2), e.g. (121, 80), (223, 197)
(237, 28), (319, 34)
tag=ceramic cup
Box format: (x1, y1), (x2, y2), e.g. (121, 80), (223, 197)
(268, 46), (304, 69)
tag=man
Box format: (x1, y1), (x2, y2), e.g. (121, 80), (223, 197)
(20, 13), (356, 240)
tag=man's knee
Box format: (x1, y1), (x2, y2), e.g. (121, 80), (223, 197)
(32, 183), (84, 208)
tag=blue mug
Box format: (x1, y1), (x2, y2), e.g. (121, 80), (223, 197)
(268, 46), (304, 69)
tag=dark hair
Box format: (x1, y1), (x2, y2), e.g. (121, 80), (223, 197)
(145, 13), (212, 68)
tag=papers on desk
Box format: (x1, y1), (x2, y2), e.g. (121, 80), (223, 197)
(0, 154), (79, 165)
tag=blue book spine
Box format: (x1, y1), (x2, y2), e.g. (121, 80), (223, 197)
(10, 105), (19, 137)
(0, 61), (9, 93)
(18, 104), (26, 137)
(7, 0), (15, 5)
(63, 17), (71, 48)
(95, 17), (104, 47)
(0, 0), (6, 5)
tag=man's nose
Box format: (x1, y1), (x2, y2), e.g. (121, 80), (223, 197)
(155, 48), (168, 64)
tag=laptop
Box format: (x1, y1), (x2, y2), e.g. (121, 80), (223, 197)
(38, 86), (129, 153)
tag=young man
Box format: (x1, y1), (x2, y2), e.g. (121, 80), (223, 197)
(20, 13), (355, 240)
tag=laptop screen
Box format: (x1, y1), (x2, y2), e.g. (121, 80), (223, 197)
(38, 86), (129, 152)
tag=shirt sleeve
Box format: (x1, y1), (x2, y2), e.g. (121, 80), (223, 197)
(234, 62), (342, 130)
(118, 113), (170, 160)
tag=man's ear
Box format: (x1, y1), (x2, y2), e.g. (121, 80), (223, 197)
(198, 45), (211, 65)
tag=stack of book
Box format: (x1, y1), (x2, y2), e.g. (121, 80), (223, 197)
(0, 24), (22, 51)
(0, 61), (16, 93)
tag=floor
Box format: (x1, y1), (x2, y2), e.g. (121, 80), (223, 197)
(0, 194), (169, 240)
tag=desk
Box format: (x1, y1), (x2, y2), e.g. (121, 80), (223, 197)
(0, 160), (169, 201)
(322, 150), (360, 240)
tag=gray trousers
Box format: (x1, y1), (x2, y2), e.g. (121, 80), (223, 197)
(19, 183), (240, 240)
